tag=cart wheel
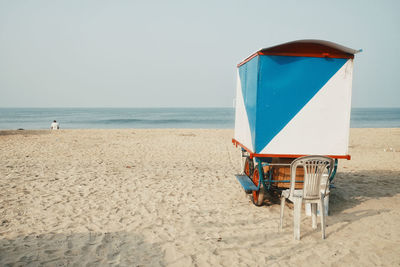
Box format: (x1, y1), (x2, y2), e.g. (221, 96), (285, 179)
(244, 157), (254, 177)
(244, 157), (255, 194)
(252, 166), (264, 206)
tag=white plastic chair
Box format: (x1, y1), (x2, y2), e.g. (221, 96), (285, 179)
(279, 156), (334, 240)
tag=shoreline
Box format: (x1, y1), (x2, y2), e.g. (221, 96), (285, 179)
(1, 127), (399, 131)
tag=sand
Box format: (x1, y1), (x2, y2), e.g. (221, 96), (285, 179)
(0, 128), (399, 266)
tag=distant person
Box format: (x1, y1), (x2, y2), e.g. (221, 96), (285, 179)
(50, 120), (59, 130)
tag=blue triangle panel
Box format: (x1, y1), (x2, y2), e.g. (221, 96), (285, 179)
(238, 56), (259, 151)
(255, 56), (348, 153)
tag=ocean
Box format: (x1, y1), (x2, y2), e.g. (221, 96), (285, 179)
(0, 108), (399, 130)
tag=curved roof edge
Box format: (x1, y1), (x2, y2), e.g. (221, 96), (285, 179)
(238, 39), (362, 67)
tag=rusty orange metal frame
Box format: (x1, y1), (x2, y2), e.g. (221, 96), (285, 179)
(232, 138), (351, 160)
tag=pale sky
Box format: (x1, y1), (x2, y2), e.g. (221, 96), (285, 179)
(0, 0), (399, 108)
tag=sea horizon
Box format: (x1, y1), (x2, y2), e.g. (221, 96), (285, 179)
(0, 107), (399, 130)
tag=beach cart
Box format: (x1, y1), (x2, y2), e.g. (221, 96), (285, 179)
(232, 40), (361, 207)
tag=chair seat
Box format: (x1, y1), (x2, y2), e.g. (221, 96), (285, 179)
(281, 189), (303, 199)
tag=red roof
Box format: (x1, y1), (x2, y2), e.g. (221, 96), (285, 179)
(238, 40), (361, 67)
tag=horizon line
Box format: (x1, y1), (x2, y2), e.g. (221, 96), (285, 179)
(0, 106), (400, 109)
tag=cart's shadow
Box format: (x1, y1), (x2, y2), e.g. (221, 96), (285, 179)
(259, 170), (400, 213)
(329, 170), (400, 214)
(259, 169), (400, 237)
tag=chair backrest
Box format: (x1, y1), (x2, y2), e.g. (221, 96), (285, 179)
(289, 156), (334, 200)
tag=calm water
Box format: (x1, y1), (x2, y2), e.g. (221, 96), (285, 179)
(0, 107), (399, 130)
(0, 108), (234, 130)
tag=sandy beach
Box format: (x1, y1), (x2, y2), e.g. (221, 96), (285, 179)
(0, 128), (399, 266)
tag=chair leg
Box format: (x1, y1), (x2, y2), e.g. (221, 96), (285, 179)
(280, 196), (285, 231)
(293, 197), (302, 240)
(320, 198), (326, 239)
(311, 203), (317, 229)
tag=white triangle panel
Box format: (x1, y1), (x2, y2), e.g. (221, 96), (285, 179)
(234, 71), (254, 152)
(259, 59), (354, 156)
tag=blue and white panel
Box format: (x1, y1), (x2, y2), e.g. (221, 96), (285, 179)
(259, 59), (354, 155)
(253, 55), (348, 153)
